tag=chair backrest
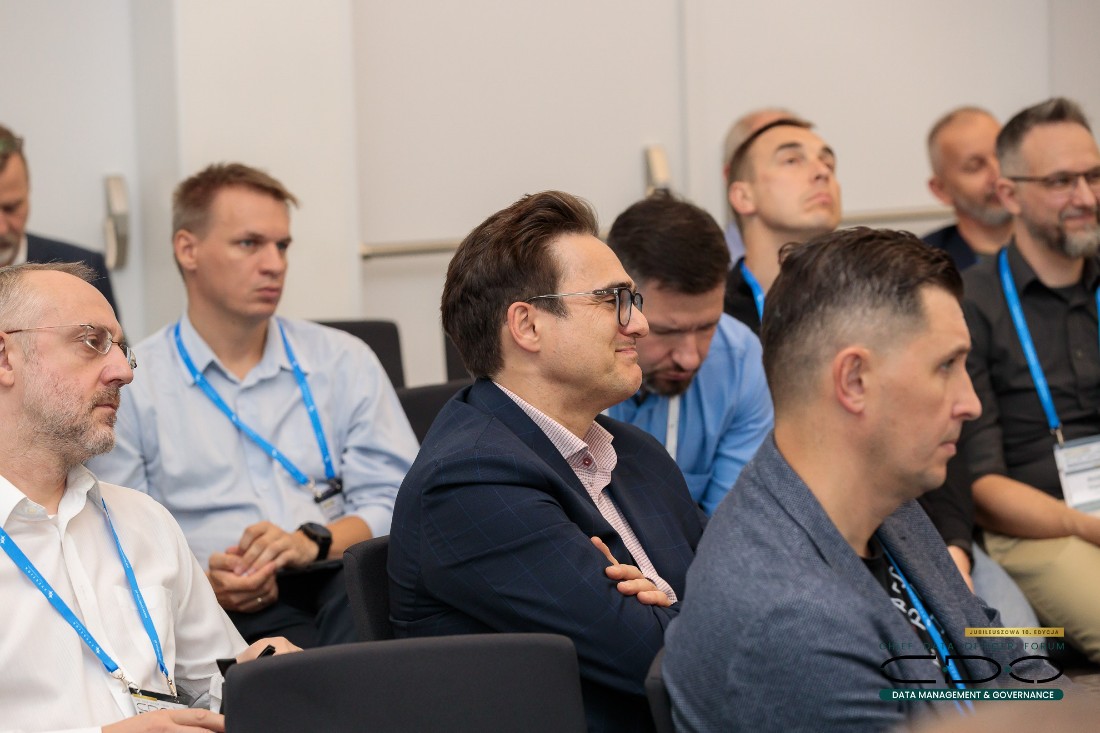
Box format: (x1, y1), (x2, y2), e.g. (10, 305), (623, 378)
(396, 379), (472, 443)
(646, 647), (676, 733)
(318, 319), (405, 388)
(224, 633), (588, 733)
(343, 535), (393, 641)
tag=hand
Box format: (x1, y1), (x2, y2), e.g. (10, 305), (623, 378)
(236, 636), (302, 663)
(946, 545), (975, 593)
(234, 521), (318, 574)
(207, 550), (279, 613)
(103, 708), (225, 732)
(590, 536), (672, 607)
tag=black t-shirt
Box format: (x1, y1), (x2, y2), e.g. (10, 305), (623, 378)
(863, 536), (945, 671)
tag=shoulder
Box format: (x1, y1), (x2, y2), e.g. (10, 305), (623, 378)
(26, 233), (107, 267)
(921, 224), (955, 249)
(278, 317), (384, 368)
(97, 480), (182, 530)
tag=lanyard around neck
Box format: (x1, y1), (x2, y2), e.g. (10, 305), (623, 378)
(998, 248), (1100, 446)
(0, 497), (175, 696)
(880, 539), (973, 713)
(740, 261), (765, 322)
(173, 320), (336, 486)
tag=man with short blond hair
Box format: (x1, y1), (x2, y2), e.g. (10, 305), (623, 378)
(90, 163), (417, 648)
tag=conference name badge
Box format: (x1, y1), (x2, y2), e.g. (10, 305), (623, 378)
(1054, 434), (1100, 514)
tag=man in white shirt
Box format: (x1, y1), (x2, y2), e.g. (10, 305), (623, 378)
(0, 262), (294, 733)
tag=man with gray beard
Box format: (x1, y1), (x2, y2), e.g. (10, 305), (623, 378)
(959, 97), (1100, 663)
(923, 107), (1014, 269)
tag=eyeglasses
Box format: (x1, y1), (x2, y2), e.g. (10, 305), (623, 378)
(526, 287), (643, 327)
(4, 323), (137, 369)
(1006, 167), (1100, 197)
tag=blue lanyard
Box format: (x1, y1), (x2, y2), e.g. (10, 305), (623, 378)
(740, 261), (765, 322)
(880, 540), (973, 713)
(173, 320), (337, 487)
(0, 497), (175, 696)
(998, 248), (1100, 446)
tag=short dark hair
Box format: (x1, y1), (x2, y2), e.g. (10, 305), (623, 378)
(997, 97), (1092, 175)
(173, 162), (298, 236)
(441, 191), (599, 378)
(0, 123), (25, 173)
(606, 193), (729, 294)
(761, 227), (962, 412)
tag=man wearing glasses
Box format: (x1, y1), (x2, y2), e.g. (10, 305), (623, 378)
(388, 191), (704, 733)
(0, 263), (296, 732)
(604, 194), (772, 516)
(89, 163), (418, 648)
(959, 97), (1100, 663)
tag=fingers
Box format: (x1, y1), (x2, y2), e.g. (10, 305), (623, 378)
(207, 563), (278, 613)
(604, 562), (646, 581)
(590, 535), (618, 565)
(238, 522), (314, 573)
(236, 636), (303, 663)
(633, 589), (673, 607)
(103, 708), (226, 732)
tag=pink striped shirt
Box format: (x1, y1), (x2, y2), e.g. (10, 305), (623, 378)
(495, 383), (677, 603)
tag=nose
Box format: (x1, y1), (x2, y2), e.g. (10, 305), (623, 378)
(671, 332), (703, 373)
(259, 242), (288, 275)
(1069, 173), (1099, 208)
(955, 373), (982, 422)
(103, 344), (135, 386)
(624, 306), (649, 338)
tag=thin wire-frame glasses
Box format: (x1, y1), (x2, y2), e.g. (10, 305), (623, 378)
(526, 287), (643, 327)
(4, 323), (137, 369)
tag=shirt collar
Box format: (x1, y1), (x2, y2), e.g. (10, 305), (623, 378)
(175, 314), (305, 385)
(493, 381), (614, 463)
(0, 464), (101, 528)
(1008, 239), (1100, 293)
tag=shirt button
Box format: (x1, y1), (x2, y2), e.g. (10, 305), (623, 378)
(582, 457), (592, 467)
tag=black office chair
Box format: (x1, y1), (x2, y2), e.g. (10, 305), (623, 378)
(646, 647), (676, 733)
(396, 378), (472, 443)
(343, 535), (393, 641)
(318, 319), (405, 388)
(224, 633), (588, 733)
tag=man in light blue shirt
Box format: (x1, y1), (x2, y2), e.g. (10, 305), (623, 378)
(606, 195), (772, 515)
(89, 163), (417, 647)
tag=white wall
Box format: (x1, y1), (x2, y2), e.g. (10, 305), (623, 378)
(0, 0), (145, 334)
(4, 0), (1100, 385)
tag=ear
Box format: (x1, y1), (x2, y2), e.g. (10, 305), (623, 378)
(995, 177), (1022, 216)
(0, 333), (18, 388)
(728, 181), (756, 218)
(173, 229), (200, 275)
(832, 346), (870, 415)
(928, 175), (953, 207)
(505, 301), (542, 356)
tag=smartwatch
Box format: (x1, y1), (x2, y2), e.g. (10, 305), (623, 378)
(297, 522), (333, 561)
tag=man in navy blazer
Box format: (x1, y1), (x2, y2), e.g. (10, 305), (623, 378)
(664, 228), (1063, 732)
(389, 191), (704, 733)
(0, 124), (118, 312)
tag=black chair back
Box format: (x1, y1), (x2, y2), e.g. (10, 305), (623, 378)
(396, 378), (472, 443)
(224, 633), (587, 733)
(343, 535), (393, 641)
(646, 647), (676, 733)
(318, 319), (405, 388)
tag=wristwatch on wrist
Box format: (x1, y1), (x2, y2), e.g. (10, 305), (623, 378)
(297, 522), (333, 561)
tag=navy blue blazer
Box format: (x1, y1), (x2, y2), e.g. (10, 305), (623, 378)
(389, 379), (704, 733)
(27, 233), (118, 315)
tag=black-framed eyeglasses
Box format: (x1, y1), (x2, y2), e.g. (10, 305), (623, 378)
(1006, 167), (1100, 197)
(526, 287), (643, 327)
(4, 323), (137, 369)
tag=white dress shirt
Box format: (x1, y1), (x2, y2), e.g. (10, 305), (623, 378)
(0, 466), (246, 733)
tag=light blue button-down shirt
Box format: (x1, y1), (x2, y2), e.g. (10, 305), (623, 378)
(88, 315), (418, 568)
(607, 314), (773, 516)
